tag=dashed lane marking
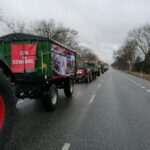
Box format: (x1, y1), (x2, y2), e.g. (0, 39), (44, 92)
(17, 100), (25, 104)
(119, 73), (136, 83)
(146, 89), (150, 93)
(118, 71), (150, 93)
(89, 94), (96, 104)
(62, 143), (71, 150)
(97, 84), (102, 88)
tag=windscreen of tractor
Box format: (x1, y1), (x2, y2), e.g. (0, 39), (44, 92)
(89, 63), (95, 69)
(77, 62), (84, 68)
(11, 44), (37, 73)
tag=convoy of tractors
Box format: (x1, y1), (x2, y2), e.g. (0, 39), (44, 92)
(75, 61), (102, 83)
(0, 33), (109, 148)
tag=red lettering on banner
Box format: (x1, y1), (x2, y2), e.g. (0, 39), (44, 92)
(11, 44), (37, 72)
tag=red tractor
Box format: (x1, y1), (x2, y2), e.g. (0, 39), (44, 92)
(75, 61), (92, 83)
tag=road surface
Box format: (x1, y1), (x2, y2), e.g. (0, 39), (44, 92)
(5, 69), (150, 150)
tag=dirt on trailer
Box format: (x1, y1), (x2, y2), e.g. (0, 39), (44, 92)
(126, 71), (150, 81)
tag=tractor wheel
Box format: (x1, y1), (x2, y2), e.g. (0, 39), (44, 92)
(90, 75), (92, 81)
(64, 79), (74, 97)
(95, 74), (97, 79)
(92, 74), (95, 80)
(86, 75), (90, 83)
(0, 73), (16, 150)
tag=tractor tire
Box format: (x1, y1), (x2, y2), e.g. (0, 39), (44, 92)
(0, 73), (16, 150)
(95, 74), (97, 79)
(64, 79), (74, 97)
(92, 74), (95, 80)
(89, 75), (91, 81)
(43, 84), (58, 111)
(86, 75), (90, 83)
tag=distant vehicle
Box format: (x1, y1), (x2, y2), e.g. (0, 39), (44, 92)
(75, 61), (92, 83)
(88, 62), (98, 80)
(96, 64), (101, 76)
(100, 63), (109, 73)
(104, 64), (109, 72)
(100, 64), (105, 74)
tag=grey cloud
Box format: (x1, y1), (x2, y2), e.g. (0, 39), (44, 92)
(1, 0), (150, 64)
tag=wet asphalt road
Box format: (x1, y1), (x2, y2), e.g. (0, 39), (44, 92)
(5, 69), (150, 150)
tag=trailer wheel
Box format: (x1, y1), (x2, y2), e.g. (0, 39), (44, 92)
(0, 73), (16, 149)
(64, 79), (74, 97)
(90, 75), (92, 81)
(86, 75), (90, 83)
(92, 74), (94, 80)
(97, 72), (100, 76)
(93, 74), (96, 80)
(95, 74), (97, 79)
(43, 85), (58, 111)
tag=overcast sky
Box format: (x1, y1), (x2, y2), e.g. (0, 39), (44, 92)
(1, 0), (150, 64)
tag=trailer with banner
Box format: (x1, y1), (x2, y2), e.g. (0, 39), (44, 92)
(0, 33), (76, 113)
(0, 33), (76, 148)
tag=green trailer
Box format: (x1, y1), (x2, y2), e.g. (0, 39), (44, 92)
(0, 33), (76, 144)
(0, 33), (76, 111)
(0, 33), (76, 148)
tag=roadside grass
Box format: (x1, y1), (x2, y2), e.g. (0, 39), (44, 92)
(126, 71), (150, 81)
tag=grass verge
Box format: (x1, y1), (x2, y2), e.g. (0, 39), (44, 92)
(126, 71), (150, 81)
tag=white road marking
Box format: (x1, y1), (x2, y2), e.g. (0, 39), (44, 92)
(62, 143), (70, 150)
(97, 84), (102, 88)
(17, 100), (25, 104)
(89, 94), (96, 104)
(118, 71), (150, 93)
(17, 99), (39, 105)
(146, 89), (150, 93)
(119, 73), (136, 83)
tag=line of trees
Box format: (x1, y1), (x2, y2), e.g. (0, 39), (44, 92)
(112, 24), (150, 73)
(0, 13), (101, 63)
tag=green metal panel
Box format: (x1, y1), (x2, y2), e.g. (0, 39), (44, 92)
(89, 63), (95, 70)
(0, 40), (52, 77)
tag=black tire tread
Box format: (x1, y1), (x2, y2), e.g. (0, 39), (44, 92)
(0, 73), (16, 150)
(42, 84), (58, 111)
(64, 79), (74, 97)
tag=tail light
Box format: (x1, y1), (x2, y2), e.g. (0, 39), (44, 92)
(77, 69), (84, 74)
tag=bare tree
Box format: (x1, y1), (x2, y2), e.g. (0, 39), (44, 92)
(32, 19), (56, 37)
(76, 46), (100, 62)
(32, 19), (79, 49)
(129, 24), (150, 56)
(1, 18), (26, 33)
(112, 39), (137, 71)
